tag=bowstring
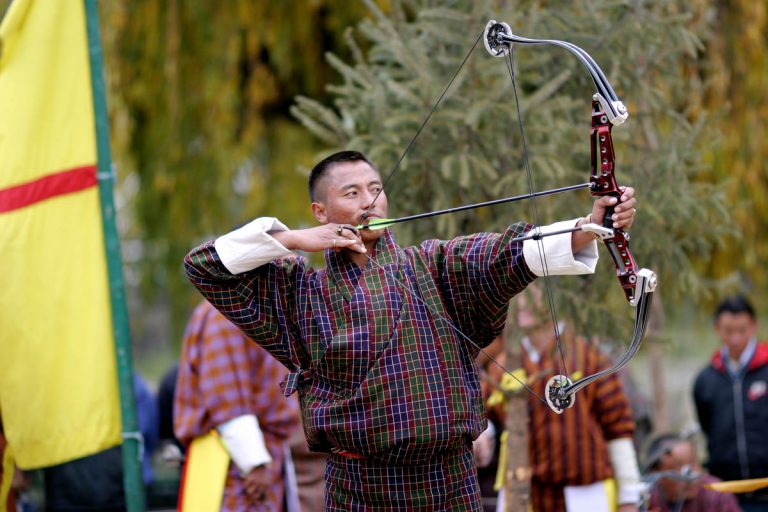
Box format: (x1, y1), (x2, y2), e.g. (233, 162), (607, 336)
(504, 47), (570, 381)
(364, 30), (485, 218)
(363, 252), (550, 407)
(355, 27), (552, 407)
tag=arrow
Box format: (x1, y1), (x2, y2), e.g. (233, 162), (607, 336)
(356, 182), (592, 231)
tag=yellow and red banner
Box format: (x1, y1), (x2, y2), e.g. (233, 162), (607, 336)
(0, 0), (121, 468)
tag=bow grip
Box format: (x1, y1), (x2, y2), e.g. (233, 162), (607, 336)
(600, 192), (621, 229)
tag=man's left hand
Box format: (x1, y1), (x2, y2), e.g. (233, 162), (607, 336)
(572, 186), (637, 253)
(591, 186), (636, 230)
(617, 504), (639, 512)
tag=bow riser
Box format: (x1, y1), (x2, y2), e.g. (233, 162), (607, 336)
(589, 100), (642, 304)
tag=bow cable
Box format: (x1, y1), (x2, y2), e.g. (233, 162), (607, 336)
(363, 30), (485, 220)
(355, 27), (558, 409)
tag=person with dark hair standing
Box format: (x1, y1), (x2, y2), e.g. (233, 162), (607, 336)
(184, 150), (638, 510)
(693, 295), (768, 511)
(480, 285), (643, 512)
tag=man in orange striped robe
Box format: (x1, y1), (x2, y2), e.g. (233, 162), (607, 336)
(484, 287), (642, 511)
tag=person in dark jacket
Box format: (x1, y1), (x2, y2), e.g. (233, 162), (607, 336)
(693, 295), (768, 511)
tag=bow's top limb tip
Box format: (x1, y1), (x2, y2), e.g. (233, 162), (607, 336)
(482, 19), (629, 125)
(483, 20), (513, 58)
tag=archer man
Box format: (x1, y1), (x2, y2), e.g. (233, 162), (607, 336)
(184, 150), (637, 510)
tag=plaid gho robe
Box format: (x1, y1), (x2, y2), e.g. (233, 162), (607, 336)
(185, 224), (536, 508)
(174, 301), (300, 511)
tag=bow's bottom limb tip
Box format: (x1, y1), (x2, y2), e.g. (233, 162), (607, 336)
(545, 375), (575, 414)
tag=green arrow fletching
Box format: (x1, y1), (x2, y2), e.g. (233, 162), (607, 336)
(357, 218), (395, 231)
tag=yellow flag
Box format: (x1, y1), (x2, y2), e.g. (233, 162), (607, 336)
(0, 0), (121, 468)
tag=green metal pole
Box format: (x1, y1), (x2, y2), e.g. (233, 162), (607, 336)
(84, 1), (146, 511)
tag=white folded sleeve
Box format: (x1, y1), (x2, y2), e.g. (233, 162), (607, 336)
(522, 219), (598, 276)
(608, 437), (644, 505)
(217, 414), (273, 476)
(214, 217), (292, 274)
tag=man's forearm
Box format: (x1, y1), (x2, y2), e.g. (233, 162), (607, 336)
(522, 218), (599, 276)
(571, 216), (595, 254)
(270, 230), (300, 252)
(214, 217), (291, 274)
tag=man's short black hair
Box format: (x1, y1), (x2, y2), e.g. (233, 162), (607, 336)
(308, 150), (376, 202)
(714, 295), (756, 322)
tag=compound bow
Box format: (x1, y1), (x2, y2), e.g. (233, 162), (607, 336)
(360, 19), (658, 413)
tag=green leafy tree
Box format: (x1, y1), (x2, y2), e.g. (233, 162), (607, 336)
(292, 0), (730, 338)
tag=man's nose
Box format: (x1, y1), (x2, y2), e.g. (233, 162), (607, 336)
(361, 190), (375, 209)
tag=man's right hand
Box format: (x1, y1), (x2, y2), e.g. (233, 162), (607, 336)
(272, 223), (367, 254)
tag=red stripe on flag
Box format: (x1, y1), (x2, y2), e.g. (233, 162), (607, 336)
(0, 165), (98, 214)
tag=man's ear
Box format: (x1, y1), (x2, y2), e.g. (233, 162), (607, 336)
(311, 201), (328, 224)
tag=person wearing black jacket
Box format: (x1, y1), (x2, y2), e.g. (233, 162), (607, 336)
(693, 295), (768, 511)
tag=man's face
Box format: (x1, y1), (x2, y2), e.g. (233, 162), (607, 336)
(715, 311), (757, 357)
(311, 160), (388, 245)
(658, 441), (701, 501)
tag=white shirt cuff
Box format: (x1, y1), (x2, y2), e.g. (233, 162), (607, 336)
(217, 414), (273, 476)
(608, 437), (643, 505)
(214, 217), (291, 274)
(522, 219), (598, 276)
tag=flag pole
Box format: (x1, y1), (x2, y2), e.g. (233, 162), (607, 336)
(83, 1), (145, 510)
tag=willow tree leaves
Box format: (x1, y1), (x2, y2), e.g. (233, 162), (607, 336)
(99, 1), (373, 340)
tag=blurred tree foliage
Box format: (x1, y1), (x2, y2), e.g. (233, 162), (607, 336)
(699, 0), (768, 304)
(1, 0), (762, 343)
(291, 0), (731, 339)
(95, 1), (381, 342)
